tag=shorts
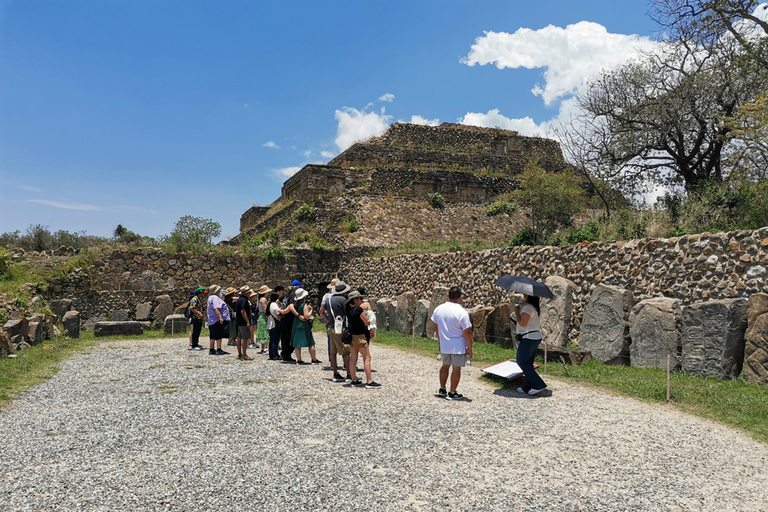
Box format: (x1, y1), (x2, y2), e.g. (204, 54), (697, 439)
(350, 334), (368, 349)
(209, 321), (228, 340)
(441, 353), (467, 367)
(238, 325), (252, 340)
(328, 329), (350, 356)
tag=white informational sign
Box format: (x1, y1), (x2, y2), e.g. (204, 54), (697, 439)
(481, 359), (539, 380)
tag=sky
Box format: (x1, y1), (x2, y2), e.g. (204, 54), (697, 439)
(0, 0), (660, 241)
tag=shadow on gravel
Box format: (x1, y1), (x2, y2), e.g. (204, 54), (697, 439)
(492, 388), (553, 399)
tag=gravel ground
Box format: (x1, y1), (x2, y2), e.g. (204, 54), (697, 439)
(1, 333), (767, 512)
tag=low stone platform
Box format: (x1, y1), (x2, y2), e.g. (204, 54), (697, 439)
(93, 321), (144, 337)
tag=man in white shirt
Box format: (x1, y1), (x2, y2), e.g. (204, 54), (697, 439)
(430, 286), (473, 401)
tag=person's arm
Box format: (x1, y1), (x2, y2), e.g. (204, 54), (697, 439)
(319, 305), (330, 324)
(240, 303), (249, 323)
(464, 327), (473, 358)
(515, 304), (531, 328)
(279, 303), (297, 316)
(359, 309), (370, 326)
(216, 303), (225, 323)
(299, 303), (312, 322)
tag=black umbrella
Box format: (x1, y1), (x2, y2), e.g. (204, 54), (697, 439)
(494, 275), (554, 299)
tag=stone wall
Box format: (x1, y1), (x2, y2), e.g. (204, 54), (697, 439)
(281, 165), (519, 204)
(45, 227), (768, 345)
(240, 206), (271, 233)
(339, 228), (768, 343)
(47, 248), (347, 323)
(329, 123), (566, 174)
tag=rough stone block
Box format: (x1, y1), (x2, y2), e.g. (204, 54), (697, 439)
(427, 286), (449, 338)
(744, 293), (768, 384)
(83, 316), (107, 331)
(152, 295), (174, 324)
(580, 285), (633, 365)
(49, 299), (72, 319)
(112, 310), (130, 322)
(536, 345), (594, 365)
(94, 321), (144, 337)
(387, 301), (398, 332)
(135, 302), (152, 321)
(0, 331), (13, 358)
(540, 276), (576, 347)
(468, 306), (494, 345)
(375, 298), (391, 331)
(163, 314), (189, 335)
(27, 322), (44, 345)
(3, 318), (29, 341)
(413, 300), (430, 337)
(62, 311), (81, 339)
(486, 303), (513, 348)
(629, 298), (682, 370)
(394, 291), (416, 334)
(681, 299), (747, 379)
(44, 315), (59, 340)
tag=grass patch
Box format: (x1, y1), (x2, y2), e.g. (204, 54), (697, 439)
(372, 329), (768, 443)
(369, 239), (507, 257)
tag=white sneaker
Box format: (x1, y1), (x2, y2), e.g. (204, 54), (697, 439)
(517, 387), (526, 394)
(528, 388), (546, 395)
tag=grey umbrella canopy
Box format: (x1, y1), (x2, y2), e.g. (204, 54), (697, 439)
(494, 275), (554, 299)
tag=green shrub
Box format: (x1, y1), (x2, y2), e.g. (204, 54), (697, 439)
(509, 229), (535, 246)
(446, 238), (461, 252)
(343, 218), (360, 233)
(428, 193), (445, 209)
(486, 199), (516, 216)
(296, 203), (317, 223)
(260, 247), (286, 259)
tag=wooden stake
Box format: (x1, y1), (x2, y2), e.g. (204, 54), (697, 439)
(666, 353), (671, 402)
(20, 338), (24, 371)
(544, 341), (548, 374)
(411, 322), (415, 351)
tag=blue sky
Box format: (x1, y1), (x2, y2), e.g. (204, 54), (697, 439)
(0, 0), (658, 241)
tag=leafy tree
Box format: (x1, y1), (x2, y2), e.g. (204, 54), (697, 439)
(164, 216), (221, 252)
(651, 1), (768, 67)
(575, 37), (768, 193)
(114, 224), (128, 239)
(722, 91), (768, 179)
(512, 163), (586, 244)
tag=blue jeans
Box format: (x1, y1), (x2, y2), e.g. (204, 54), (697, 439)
(516, 337), (546, 391)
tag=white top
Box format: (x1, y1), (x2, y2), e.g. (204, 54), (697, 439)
(431, 301), (472, 354)
(516, 303), (543, 340)
(267, 302), (280, 330)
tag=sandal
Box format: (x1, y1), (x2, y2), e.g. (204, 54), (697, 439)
(311, 359), (322, 364)
(241, 355), (253, 361)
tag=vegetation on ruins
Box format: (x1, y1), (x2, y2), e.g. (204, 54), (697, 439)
(428, 192), (445, 209)
(512, 163), (586, 245)
(161, 216), (221, 253)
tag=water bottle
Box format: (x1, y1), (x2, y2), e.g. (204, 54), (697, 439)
(465, 356), (472, 367)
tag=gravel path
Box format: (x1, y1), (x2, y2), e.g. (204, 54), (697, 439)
(1, 333), (767, 512)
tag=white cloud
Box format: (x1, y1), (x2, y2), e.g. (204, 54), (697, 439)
(410, 115), (440, 126)
(302, 150), (312, 159)
(379, 93), (395, 102)
(29, 199), (102, 211)
(263, 141), (281, 149)
(462, 22), (655, 104)
(18, 185), (42, 193)
(334, 106), (392, 151)
(273, 166), (302, 179)
(460, 97), (583, 137)
(321, 151), (336, 159)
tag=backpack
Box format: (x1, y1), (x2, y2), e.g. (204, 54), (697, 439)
(184, 290), (196, 319)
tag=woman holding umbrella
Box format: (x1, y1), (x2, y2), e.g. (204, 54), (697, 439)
(515, 295), (547, 395)
(494, 275), (551, 396)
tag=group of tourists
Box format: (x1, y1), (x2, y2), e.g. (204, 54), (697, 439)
(184, 278), (382, 389)
(186, 280), (546, 399)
